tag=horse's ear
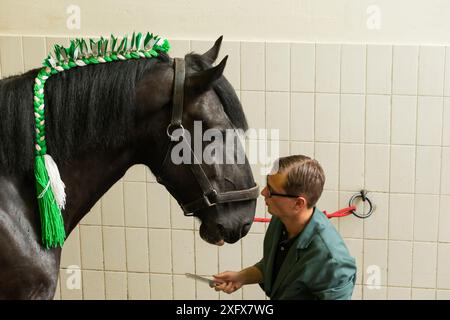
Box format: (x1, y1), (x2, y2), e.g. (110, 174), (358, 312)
(201, 36), (223, 64)
(186, 55), (228, 93)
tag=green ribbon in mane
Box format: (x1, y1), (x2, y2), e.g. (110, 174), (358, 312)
(33, 32), (170, 249)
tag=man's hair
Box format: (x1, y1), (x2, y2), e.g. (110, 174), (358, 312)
(277, 155), (325, 208)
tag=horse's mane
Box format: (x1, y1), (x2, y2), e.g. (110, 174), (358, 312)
(0, 50), (248, 175)
(0, 53), (169, 174)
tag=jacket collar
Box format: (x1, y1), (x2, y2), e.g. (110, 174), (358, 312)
(296, 207), (327, 250)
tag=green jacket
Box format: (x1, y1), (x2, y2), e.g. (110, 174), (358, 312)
(254, 208), (357, 300)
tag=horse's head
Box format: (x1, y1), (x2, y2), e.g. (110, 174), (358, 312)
(135, 37), (258, 245)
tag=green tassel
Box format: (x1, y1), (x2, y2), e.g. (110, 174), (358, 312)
(34, 155), (66, 249)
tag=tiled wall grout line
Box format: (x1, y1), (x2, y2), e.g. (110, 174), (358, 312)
(411, 45), (421, 295)
(144, 181), (151, 299)
(362, 44), (369, 298)
(435, 45), (447, 298)
(386, 46), (395, 296)
(385, 43), (394, 298)
(77, 226), (84, 299)
(121, 181), (130, 299)
(122, 182), (129, 299)
(100, 196), (107, 299)
(145, 182), (152, 299)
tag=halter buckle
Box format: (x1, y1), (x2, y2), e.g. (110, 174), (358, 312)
(166, 122), (185, 141)
(204, 189), (218, 206)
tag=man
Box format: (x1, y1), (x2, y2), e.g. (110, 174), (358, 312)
(213, 155), (357, 300)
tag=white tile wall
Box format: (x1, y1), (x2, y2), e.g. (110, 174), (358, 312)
(340, 94), (365, 143)
(366, 95), (391, 144)
(3, 36), (448, 299)
(413, 194), (439, 242)
(291, 43), (315, 92)
(389, 194), (414, 241)
(339, 144), (364, 191)
(390, 146), (416, 194)
(82, 270), (105, 299)
(341, 45), (366, 94)
(266, 92), (290, 140)
(417, 96), (443, 146)
(126, 228), (149, 273)
(101, 183), (125, 226)
(412, 242), (437, 288)
(391, 95), (417, 145)
(105, 272), (127, 300)
(315, 44), (340, 93)
(437, 243), (450, 289)
(103, 227), (127, 271)
(128, 273), (150, 300)
(367, 45), (392, 94)
(365, 145), (390, 192)
(172, 230), (195, 274)
(79, 225), (104, 270)
(392, 46), (418, 95)
(388, 241), (413, 287)
(439, 196), (450, 243)
(415, 147), (441, 194)
(412, 288), (436, 300)
(150, 274), (173, 299)
(291, 93), (314, 141)
(363, 286), (387, 300)
(363, 240), (388, 287)
(241, 42), (265, 91)
(266, 43), (290, 91)
(442, 148), (450, 195)
(418, 46), (445, 96)
(173, 274), (196, 300)
(364, 192), (389, 239)
(124, 182), (147, 227)
(195, 233), (218, 276)
(315, 93), (340, 142)
(315, 142), (339, 190)
(388, 287), (411, 300)
(240, 91), (266, 131)
(148, 229), (172, 274)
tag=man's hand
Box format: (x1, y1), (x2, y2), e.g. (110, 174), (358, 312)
(213, 271), (244, 294)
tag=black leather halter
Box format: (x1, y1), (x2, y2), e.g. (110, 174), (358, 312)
(156, 58), (260, 216)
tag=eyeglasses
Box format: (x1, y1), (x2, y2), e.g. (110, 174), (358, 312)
(266, 175), (299, 199)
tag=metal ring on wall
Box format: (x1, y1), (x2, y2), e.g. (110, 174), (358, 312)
(348, 190), (374, 219)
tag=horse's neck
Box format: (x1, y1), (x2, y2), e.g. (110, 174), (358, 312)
(59, 144), (136, 233)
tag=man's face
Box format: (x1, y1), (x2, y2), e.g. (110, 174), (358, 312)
(261, 173), (300, 218)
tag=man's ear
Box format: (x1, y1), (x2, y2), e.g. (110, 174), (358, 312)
(201, 36), (223, 64)
(185, 55), (228, 94)
(295, 196), (308, 211)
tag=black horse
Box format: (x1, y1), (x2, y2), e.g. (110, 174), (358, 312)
(0, 37), (258, 299)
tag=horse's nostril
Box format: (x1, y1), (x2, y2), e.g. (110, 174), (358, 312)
(216, 224), (225, 236)
(241, 222), (251, 235)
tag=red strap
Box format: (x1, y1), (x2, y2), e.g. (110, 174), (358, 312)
(253, 205), (357, 223)
(322, 205), (356, 218)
